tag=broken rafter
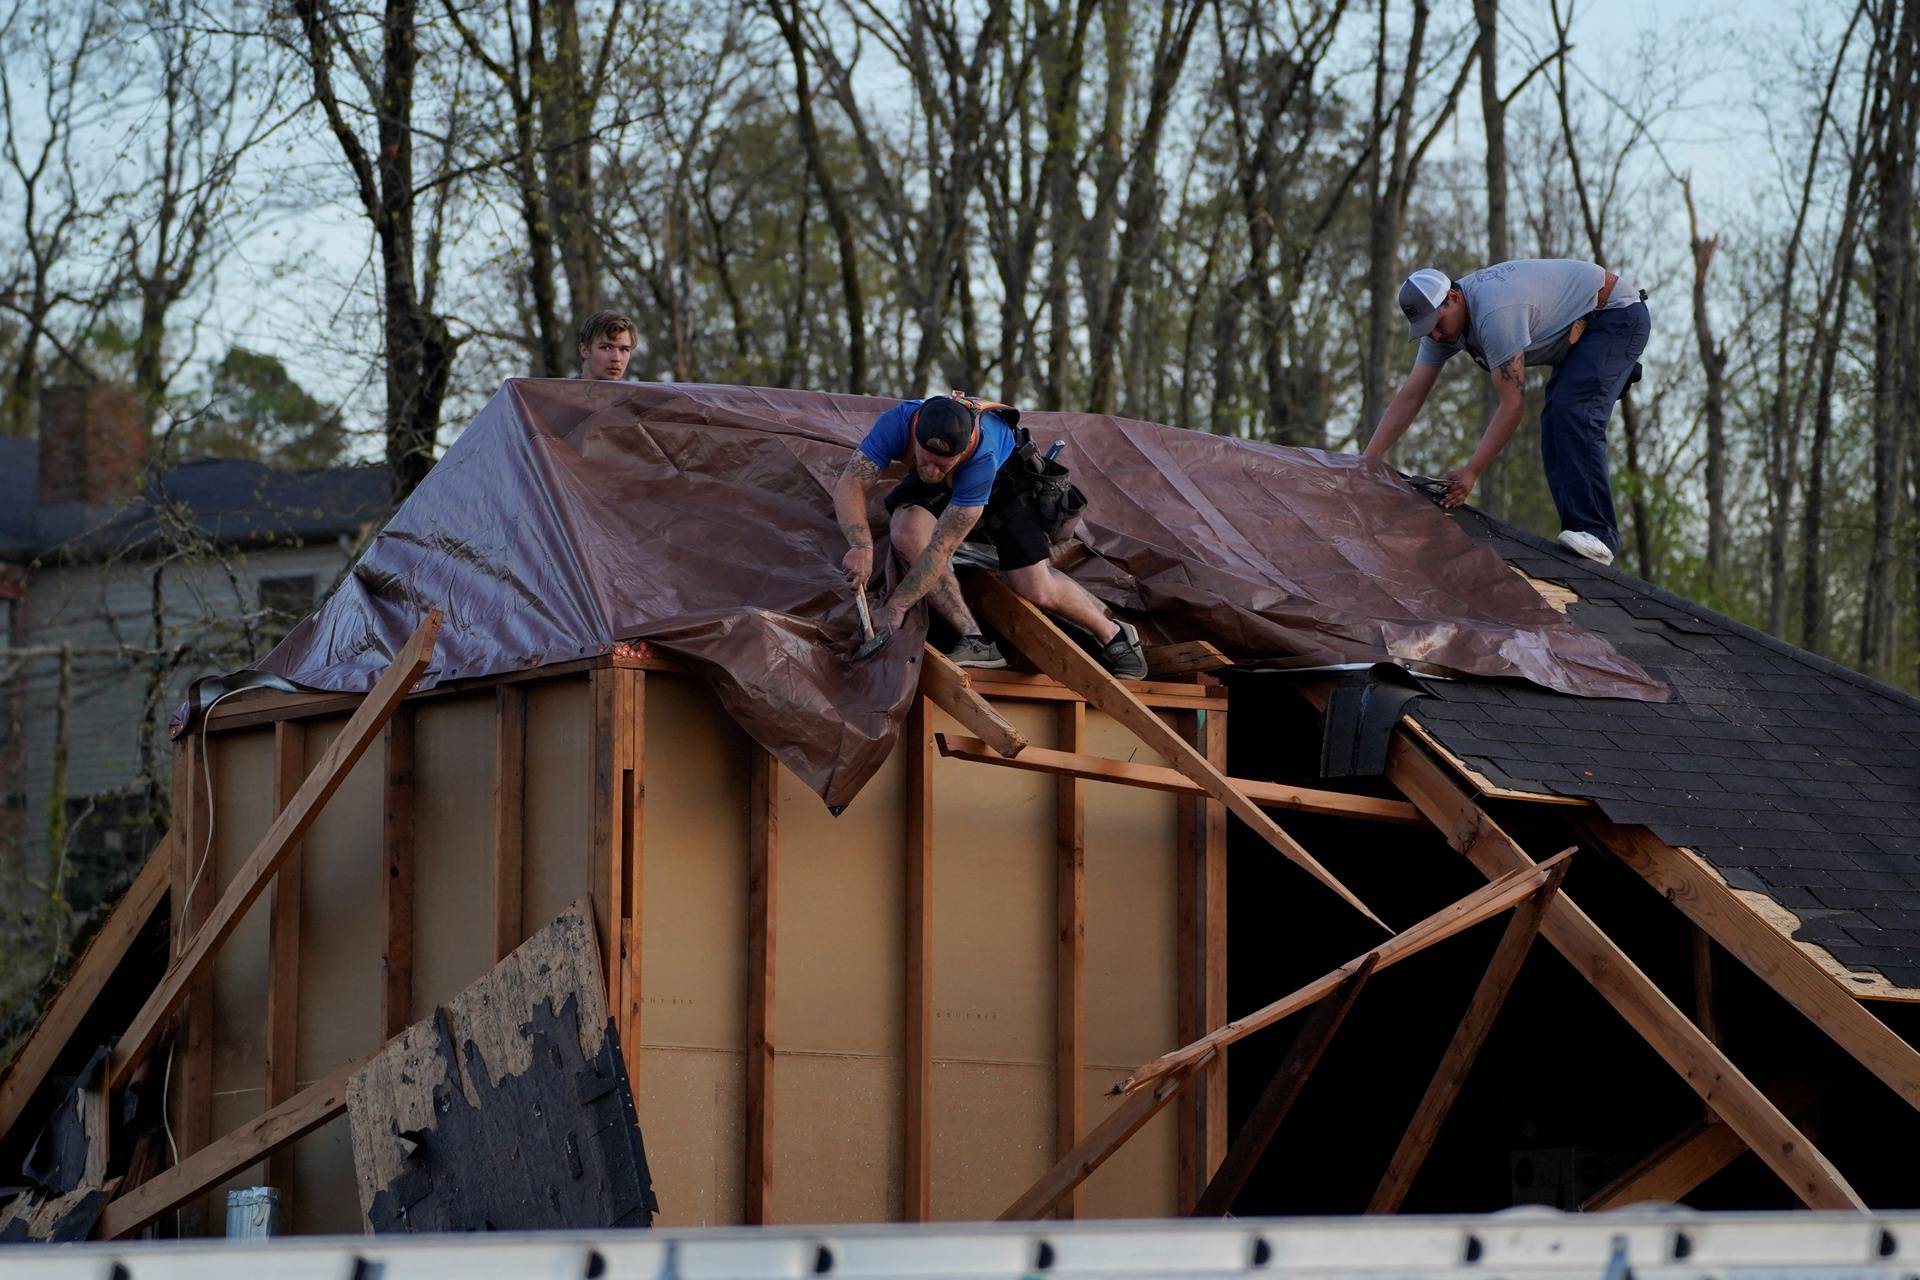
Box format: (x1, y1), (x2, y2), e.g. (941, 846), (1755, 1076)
(936, 733), (1424, 825)
(919, 644), (1028, 757)
(1368, 859), (1569, 1213)
(1385, 733), (1865, 1212)
(110, 612), (442, 1090)
(966, 573), (1385, 929)
(1583, 1078), (1819, 1211)
(1113, 849), (1575, 1097)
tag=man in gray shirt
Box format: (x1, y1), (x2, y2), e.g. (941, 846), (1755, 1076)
(1361, 258), (1650, 565)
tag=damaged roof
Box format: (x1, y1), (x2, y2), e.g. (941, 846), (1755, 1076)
(1413, 509), (1920, 992)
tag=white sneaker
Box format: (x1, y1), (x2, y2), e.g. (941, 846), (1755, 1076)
(1556, 530), (1614, 565)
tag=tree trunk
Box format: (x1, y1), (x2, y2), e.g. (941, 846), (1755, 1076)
(1680, 178), (1728, 593)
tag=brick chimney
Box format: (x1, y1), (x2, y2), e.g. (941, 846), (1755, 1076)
(37, 385), (149, 506)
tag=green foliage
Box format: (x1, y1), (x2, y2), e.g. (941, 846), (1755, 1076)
(168, 346), (348, 469)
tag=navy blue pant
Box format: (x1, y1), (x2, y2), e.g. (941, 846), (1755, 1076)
(1540, 301), (1650, 554)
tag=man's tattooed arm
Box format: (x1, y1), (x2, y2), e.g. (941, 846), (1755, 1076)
(1493, 352), (1525, 401)
(834, 453), (882, 549)
(891, 504), (982, 613)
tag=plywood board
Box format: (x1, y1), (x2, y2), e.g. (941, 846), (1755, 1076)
(290, 713), (386, 1232)
(927, 699), (1057, 1065)
(929, 1061), (1052, 1221)
(521, 678), (592, 931)
(639, 1047), (745, 1227)
(769, 1053), (904, 1223)
(1082, 711), (1180, 1071)
(409, 694), (497, 1014)
(206, 727), (276, 1214)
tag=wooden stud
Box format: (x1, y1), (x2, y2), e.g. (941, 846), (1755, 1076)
(1174, 710), (1203, 1211)
(1583, 1078), (1819, 1210)
(1192, 957), (1376, 1217)
(265, 720), (306, 1198)
(1367, 861), (1569, 1214)
(1385, 735), (1865, 1211)
(169, 734), (214, 1235)
(1116, 850), (1575, 1096)
(1054, 701), (1086, 1220)
(491, 686), (527, 962)
(381, 708), (417, 1041)
(934, 734), (1425, 824)
(919, 645), (1028, 757)
(1592, 821), (1920, 1114)
(904, 696), (933, 1221)
(1199, 709), (1229, 1184)
(589, 666), (641, 1062)
(622, 672), (646, 1098)
(998, 1050), (1214, 1221)
(745, 745), (778, 1225)
(111, 613), (441, 1089)
(0, 834), (168, 1145)
(966, 573), (1384, 928)
(98, 1057), (362, 1239)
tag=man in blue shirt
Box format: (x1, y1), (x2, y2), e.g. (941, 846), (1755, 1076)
(833, 395), (1147, 676)
(1362, 259), (1650, 566)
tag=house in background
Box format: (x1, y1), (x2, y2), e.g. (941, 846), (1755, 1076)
(0, 385), (391, 917)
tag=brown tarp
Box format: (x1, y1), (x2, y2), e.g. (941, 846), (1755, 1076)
(238, 379), (1663, 810)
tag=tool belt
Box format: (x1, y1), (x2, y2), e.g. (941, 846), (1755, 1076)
(986, 427), (1088, 543)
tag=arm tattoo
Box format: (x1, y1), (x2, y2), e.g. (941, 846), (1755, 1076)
(894, 505), (981, 607)
(838, 453), (882, 548)
(1496, 354), (1525, 390)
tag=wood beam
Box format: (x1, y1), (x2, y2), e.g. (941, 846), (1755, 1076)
(1591, 821), (1920, 1114)
(622, 672), (646, 1100)
(904, 696), (933, 1221)
(935, 734), (1424, 825)
(998, 1051), (1213, 1221)
(265, 721), (306, 1197)
(381, 708), (417, 1040)
(1176, 710), (1203, 1211)
(491, 685), (526, 962)
(1116, 850), (1574, 1096)
(1199, 710), (1228, 1186)
(98, 1058), (360, 1239)
(168, 737), (214, 1234)
(1583, 1078), (1819, 1210)
(1385, 734), (1864, 1211)
(1367, 861), (1568, 1213)
(919, 645), (1028, 757)
(110, 612), (441, 1090)
(0, 835), (168, 1144)
(1192, 957), (1375, 1217)
(745, 745), (778, 1225)
(965, 572), (1384, 929)
(1143, 640), (1229, 679)
(1053, 701), (1085, 1219)
(589, 666), (642, 1074)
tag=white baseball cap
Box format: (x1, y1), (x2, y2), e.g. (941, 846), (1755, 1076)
(1399, 267), (1453, 340)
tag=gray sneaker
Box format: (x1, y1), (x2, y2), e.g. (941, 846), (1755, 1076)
(946, 635), (1008, 669)
(1095, 620), (1148, 680)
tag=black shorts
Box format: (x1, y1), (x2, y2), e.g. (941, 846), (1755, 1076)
(884, 470), (1054, 571)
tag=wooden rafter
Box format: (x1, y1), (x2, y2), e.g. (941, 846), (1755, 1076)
(1192, 957), (1375, 1217)
(1368, 860), (1569, 1213)
(0, 836), (169, 1144)
(1584, 1078), (1818, 1210)
(109, 612), (442, 1090)
(1114, 850), (1575, 1097)
(935, 733), (1424, 825)
(1385, 733), (1865, 1211)
(998, 1050), (1215, 1221)
(1591, 822), (1920, 1112)
(965, 572), (1384, 929)
(1142, 640), (1229, 679)
(919, 645), (1028, 757)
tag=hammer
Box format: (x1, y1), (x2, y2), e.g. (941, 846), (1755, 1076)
(851, 581), (892, 661)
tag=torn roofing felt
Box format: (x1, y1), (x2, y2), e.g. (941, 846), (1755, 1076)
(1417, 508), (1920, 989)
(217, 379), (1664, 810)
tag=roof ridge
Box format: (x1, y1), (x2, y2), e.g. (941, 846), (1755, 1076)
(1463, 507), (1920, 715)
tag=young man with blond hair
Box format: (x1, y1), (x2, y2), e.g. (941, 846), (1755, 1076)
(576, 311), (636, 381)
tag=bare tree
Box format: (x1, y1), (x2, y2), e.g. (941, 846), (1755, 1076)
(1678, 175), (1727, 593)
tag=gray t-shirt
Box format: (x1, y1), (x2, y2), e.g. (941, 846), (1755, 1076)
(1416, 258), (1639, 372)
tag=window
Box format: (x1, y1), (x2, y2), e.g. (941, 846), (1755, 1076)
(258, 574), (316, 644)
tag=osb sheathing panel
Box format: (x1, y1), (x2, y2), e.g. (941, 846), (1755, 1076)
(522, 679), (592, 934)
(771, 1054), (904, 1223)
(1080, 1069), (1177, 1218)
(930, 1061), (1052, 1220)
(638, 673), (749, 1226)
(410, 694), (497, 1014)
(206, 727), (276, 1214)
(290, 714), (386, 1236)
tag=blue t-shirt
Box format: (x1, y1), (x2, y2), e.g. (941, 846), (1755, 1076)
(856, 400), (1017, 508)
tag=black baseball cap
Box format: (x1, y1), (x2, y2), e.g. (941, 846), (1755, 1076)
(913, 397), (976, 457)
